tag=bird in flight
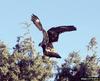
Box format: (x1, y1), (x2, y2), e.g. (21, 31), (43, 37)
(31, 14), (77, 58)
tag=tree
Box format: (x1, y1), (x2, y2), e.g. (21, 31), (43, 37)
(0, 24), (56, 81)
(54, 37), (100, 81)
(0, 22), (100, 81)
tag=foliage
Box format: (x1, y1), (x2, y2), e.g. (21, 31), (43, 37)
(0, 23), (56, 81)
(0, 37), (56, 81)
(0, 23), (100, 81)
(54, 37), (100, 81)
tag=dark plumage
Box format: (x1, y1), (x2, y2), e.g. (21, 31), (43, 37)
(31, 14), (43, 31)
(47, 26), (76, 43)
(31, 14), (77, 58)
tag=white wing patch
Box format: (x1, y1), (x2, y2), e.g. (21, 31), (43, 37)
(46, 47), (57, 53)
(36, 19), (40, 23)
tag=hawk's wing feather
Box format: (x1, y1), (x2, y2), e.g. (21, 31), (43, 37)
(48, 26), (76, 34)
(47, 26), (77, 42)
(45, 51), (61, 58)
(31, 14), (44, 31)
(31, 14), (49, 45)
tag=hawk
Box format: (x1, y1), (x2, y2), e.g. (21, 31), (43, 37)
(31, 14), (77, 58)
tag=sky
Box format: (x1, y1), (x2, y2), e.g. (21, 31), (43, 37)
(0, 0), (100, 64)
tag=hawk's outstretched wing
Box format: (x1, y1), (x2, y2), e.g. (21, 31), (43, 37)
(47, 26), (76, 42)
(31, 14), (44, 31)
(31, 14), (49, 46)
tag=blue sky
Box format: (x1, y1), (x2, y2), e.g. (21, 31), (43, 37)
(0, 0), (100, 63)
